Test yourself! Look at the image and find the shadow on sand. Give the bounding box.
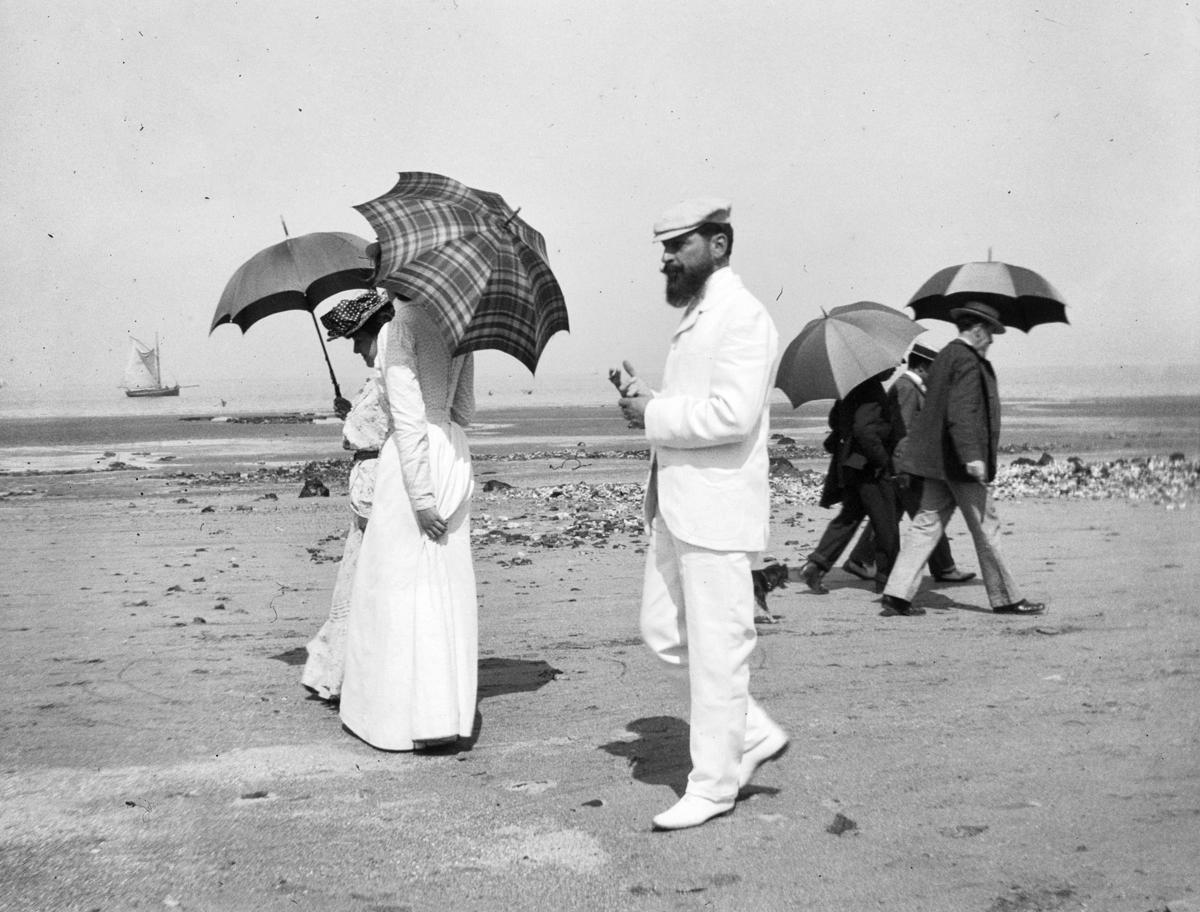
[477,656,563,699]
[277,649,564,697]
[599,716,784,801]
[600,715,690,797]
[327,657,563,753]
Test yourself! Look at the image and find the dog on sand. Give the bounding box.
[751,562,789,624]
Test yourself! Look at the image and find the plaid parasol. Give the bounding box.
[354,172,569,373]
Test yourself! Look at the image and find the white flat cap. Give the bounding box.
[652,197,732,243]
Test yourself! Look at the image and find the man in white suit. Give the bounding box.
[615,198,789,830]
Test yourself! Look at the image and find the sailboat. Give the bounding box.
[121,334,181,397]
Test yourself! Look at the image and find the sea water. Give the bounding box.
[0,370,619,421]
[2,364,1197,476]
[3,362,1198,422]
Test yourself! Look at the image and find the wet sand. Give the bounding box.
[3,391,1197,473]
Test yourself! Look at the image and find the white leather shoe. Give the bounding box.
[737,725,789,789]
[651,794,735,830]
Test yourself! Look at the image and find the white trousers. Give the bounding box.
[640,515,777,802]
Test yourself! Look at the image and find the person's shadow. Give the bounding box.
[876,584,992,616]
[600,716,691,797]
[460,657,562,749]
[477,656,562,699]
[318,656,562,752]
[599,716,784,800]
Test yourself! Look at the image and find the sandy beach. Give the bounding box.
[1,403,1198,912]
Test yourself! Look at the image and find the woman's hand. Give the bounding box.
[416,507,447,541]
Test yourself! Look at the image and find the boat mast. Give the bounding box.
[155,333,162,388]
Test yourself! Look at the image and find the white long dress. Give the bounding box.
[339,302,478,750]
[300,368,389,701]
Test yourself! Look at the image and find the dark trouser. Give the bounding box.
[849,476,956,576]
[808,473,899,578]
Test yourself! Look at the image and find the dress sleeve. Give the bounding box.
[383,315,437,511]
[450,351,475,427]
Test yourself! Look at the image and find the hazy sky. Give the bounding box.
[1,1,1197,402]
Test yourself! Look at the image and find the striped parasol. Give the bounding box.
[354,172,569,373]
[908,260,1068,332]
[776,301,924,407]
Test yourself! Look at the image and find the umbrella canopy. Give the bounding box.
[211,231,376,400]
[776,301,924,407]
[210,231,374,333]
[907,260,1068,332]
[354,172,569,373]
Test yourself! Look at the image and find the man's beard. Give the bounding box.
[663,263,712,308]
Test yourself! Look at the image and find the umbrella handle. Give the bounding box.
[309,312,342,400]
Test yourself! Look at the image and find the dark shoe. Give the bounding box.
[842,558,876,581]
[799,561,828,595]
[993,599,1046,615]
[933,568,976,583]
[414,736,461,752]
[881,594,925,616]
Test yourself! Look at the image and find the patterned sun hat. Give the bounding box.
[320,291,388,340]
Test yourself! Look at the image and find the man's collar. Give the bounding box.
[951,336,990,361]
[679,265,732,318]
[697,264,733,301]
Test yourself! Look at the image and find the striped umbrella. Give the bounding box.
[776,301,924,407]
[354,172,569,373]
[908,260,1068,332]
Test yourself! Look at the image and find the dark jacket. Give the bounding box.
[828,377,896,486]
[889,371,925,466]
[898,338,1001,482]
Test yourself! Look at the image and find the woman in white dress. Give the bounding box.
[301,292,393,701]
[339,296,478,750]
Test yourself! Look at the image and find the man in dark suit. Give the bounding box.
[881,302,1045,616]
[798,369,900,594]
[843,342,974,585]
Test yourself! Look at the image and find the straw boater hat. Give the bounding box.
[320,291,389,340]
[948,301,1006,334]
[907,342,940,366]
[651,197,732,243]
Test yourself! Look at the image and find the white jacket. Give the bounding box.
[642,267,779,551]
